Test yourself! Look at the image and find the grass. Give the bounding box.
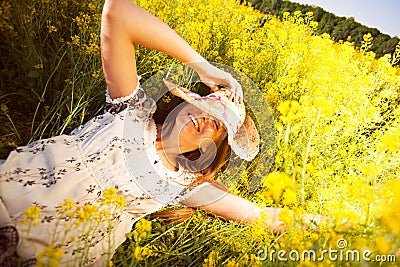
[1,0,400,266]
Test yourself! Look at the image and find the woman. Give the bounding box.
[0,0,322,266]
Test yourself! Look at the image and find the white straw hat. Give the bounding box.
[163,79,260,161]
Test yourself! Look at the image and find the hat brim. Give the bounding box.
[163,79,260,161]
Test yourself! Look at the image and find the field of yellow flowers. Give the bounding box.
[1,0,400,266]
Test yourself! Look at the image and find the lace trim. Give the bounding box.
[104,88,148,114]
[105,76,141,104]
[105,86,139,105]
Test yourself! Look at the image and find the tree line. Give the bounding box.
[247,0,400,60]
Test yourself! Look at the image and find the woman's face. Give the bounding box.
[168,104,226,153]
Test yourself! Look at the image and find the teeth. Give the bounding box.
[189,115,199,130]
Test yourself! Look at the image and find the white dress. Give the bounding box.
[0,84,206,266]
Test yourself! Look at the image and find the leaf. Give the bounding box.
[1,104,8,112]
[28,70,41,78]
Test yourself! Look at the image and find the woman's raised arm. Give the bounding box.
[101,0,242,100]
[101,0,207,99]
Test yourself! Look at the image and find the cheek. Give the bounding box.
[178,121,195,134]
[201,124,219,140]
[177,123,199,142]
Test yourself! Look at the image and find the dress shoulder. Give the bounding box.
[104,85,146,114]
[103,77,156,115]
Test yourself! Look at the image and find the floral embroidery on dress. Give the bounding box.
[0,84,208,266]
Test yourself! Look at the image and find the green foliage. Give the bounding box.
[1,0,400,266]
[248,0,400,61]
[0,0,105,158]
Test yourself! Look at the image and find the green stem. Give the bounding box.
[3,111,22,142]
[30,50,67,136]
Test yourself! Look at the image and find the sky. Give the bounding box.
[291,0,400,37]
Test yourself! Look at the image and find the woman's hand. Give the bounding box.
[187,62,244,104]
[300,212,330,230]
[262,207,286,233]
[261,208,330,234]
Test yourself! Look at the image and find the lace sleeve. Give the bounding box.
[104,77,152,114]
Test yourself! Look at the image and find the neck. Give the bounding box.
[155,124,179,171]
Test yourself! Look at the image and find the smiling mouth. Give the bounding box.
[188,113,200,132]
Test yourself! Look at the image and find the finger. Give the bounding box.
[219,78,235,101]
[216,86,231,98]
[204,81,220,92]
[216,84,233,100]
[230,79,243,104]
[226,79,236,101]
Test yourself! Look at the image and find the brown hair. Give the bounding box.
[150,180,230,223]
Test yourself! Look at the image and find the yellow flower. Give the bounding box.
[103,187,117,199]
[7,141,17,148]
[57,199,76,218]
[374,236,392,254]
[380,135,400,151]
[100,209,111,219]
[277,100,291,116]
[60,199,75,212]
[262,171,296,205]
[70,35,80,46]
[361,33,373,50]
[87,2,96,11]
[279,207,296,225]
[99,187,126,209]
[202,250,219,267]
[353,237,368,251]
[23,205,41,222]
[132,218,152,242]
[76,204,99,225]
[133,246,152,261]
[283,12,290,19]
[35,245,64,267]
[277,100,301,123]
[360,165,379,177]
[136,218,152,232]
[282,188,297,206]
[133,246,144,261]
[381,184,400,236]
[162,95,171,103]
[47,25,57,33]
[225,259,239,267]
[249,254,261,267]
